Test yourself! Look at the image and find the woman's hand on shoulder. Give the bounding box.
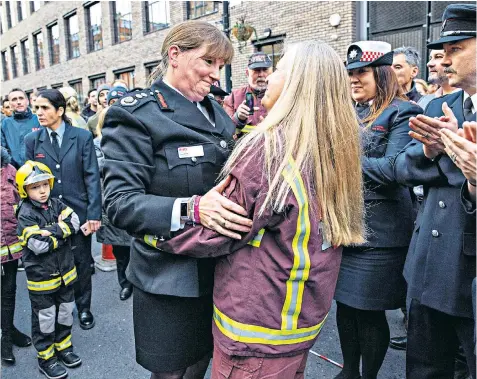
[199,176,253,240]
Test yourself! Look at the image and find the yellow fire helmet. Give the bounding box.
[16,161,55,199]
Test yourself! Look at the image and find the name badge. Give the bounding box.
[178,145,204,159]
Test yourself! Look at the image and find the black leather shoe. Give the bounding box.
[119,286,133,301]
[389,336,407,350]
[79,310,95,330]
[38,359,68,379]
[58,350,82,368]
[1,336,15,364]
[12,326,32,347]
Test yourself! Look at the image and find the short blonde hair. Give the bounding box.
[148,20,234,85]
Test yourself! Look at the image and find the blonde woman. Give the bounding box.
[58,87,88,130]
[155,40,365,379]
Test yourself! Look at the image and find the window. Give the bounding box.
[6,1,13,28]
[144,60,159,79]
[114,67,135,89]
[10,45,19,78]
[33,31,45,70]
[21,38,30,74]
[30,0,40,13]
[254,35,285,71]
[113,0,132,43]
[68,79,84,106]
[145,1,170,33]
[89,73,106,89]
[17,1,23,22]
[48,22,60,65]
[86,2,103,52]
[51,82,63,89]
[37,86,47,91]
[187,1,219,19]
[2,50,9,81]
[65,13,80,59]
[0,3,3,34]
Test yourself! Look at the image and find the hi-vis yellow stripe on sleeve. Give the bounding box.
[247,229,265,247]
[60,207,74,219]
[236,124,257,135]
[144,235,158,248]
[62,266,77,285]
[58,221,72,238]
[213,305,327,345]
[280,158,312,330]
[1,242,22,257]
[19,225,41,246]
[27,277,62,292]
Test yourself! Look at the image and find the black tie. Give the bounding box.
[464,97,474,121]
[51,131,60,157]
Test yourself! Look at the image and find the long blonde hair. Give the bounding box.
[222,41,365,246]
[148,20,234,85]
[59,86,80,114]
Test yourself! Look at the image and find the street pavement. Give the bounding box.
[2,239,406,379]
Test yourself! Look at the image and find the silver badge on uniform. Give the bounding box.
[121,96,138,106]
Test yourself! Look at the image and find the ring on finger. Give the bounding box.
[423,132,430,139]
[450,152,457,162]
[222,219,227,228]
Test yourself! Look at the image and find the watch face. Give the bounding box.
[181,202,188,218]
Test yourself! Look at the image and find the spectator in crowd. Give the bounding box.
[29,91,39,114]
[414,79,430,96]
[223,52,271,135]
[209,80,228,106]
[1,97,12,121]
[392,4,476,378]
[59,87,88,130]
[93,87,133,301]
[392,46,422,103]
[87,84,111,137]
[1,147,32,365]
[418,49,460,109]
[111,79,129,91]
[1,88,41,168]
[333,40,422,379]
[101,20,249,379]
[81,89,98,122]
[25,89,101,331]
[15,160,82,379]
[156,39,365,379]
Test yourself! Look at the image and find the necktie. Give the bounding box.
[464,97,474,121]
[51,131,60,157]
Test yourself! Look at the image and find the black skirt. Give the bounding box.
[334,246,407,311]
[133,286,213,372]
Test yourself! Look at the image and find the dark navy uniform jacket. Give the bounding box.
[359,98,422,247]
[101,79,235,297]
[394,90,476,318]
[25,123,102,224]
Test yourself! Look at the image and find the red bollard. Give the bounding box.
[102,244,116,261]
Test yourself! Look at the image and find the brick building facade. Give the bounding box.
[0,1,358,100]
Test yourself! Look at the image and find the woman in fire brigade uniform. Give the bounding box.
[155,40,365,378]
[101,21,254,379]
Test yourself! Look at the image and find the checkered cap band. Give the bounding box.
[360,51,384,62]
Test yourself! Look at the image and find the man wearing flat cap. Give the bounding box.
[223,52,271,135]
[392,4,476,378]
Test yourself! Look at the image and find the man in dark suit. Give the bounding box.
[25,90,101,330]
[393,4,476,378]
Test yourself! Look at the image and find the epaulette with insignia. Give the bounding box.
[153,90,174,112]
[119,91,155,112]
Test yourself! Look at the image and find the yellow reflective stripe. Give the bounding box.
[50,236,58,250]
[241,124,256,133]
[247,228,265,248]
[280,158,311,330]
[63,267,77,285]
[54,334,72,351]
[213,305,327,345]
[0,247,8,257]
[38,344,55,360]
[8,242,22,253]
[58,221,71,238]
[144,235,158,248]
[27,277,62,292]
[60,207,74,219]
[19,225,41,245]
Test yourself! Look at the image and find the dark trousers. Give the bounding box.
[112,245,131,289]
[407,298,476,379]
[29,284,75,361]
[71,233,93,312]
[1,260,19,336]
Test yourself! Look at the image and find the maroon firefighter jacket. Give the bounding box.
[152,145,343,357]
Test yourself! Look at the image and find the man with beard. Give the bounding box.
[224,52,272,135]
[418,49,459,109]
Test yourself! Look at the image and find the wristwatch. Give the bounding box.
[180,200,191,222]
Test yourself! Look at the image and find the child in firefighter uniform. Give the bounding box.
[15,161,81,379]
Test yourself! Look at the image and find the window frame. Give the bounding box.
[17,1,23,22]
[20,37,30,75]
[68,78,84,106]
[64,11,80,60]
[10,44,19,78]
[88,72,106,89]
[113,66,136,89]
[144,0,170,34]
[85,1,103,53]
[252,34,286,71]
[2,50,10,81]
[30,1,40,13]
[112,0,133,44]
[187,1,220,20]
[47,21,60,66]
[33,30,45,71]
[6,1,12,29]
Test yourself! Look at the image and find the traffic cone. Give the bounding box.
[94,244,117,272]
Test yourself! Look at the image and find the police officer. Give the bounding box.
[393,4,476,378]
[101,21,252,379]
